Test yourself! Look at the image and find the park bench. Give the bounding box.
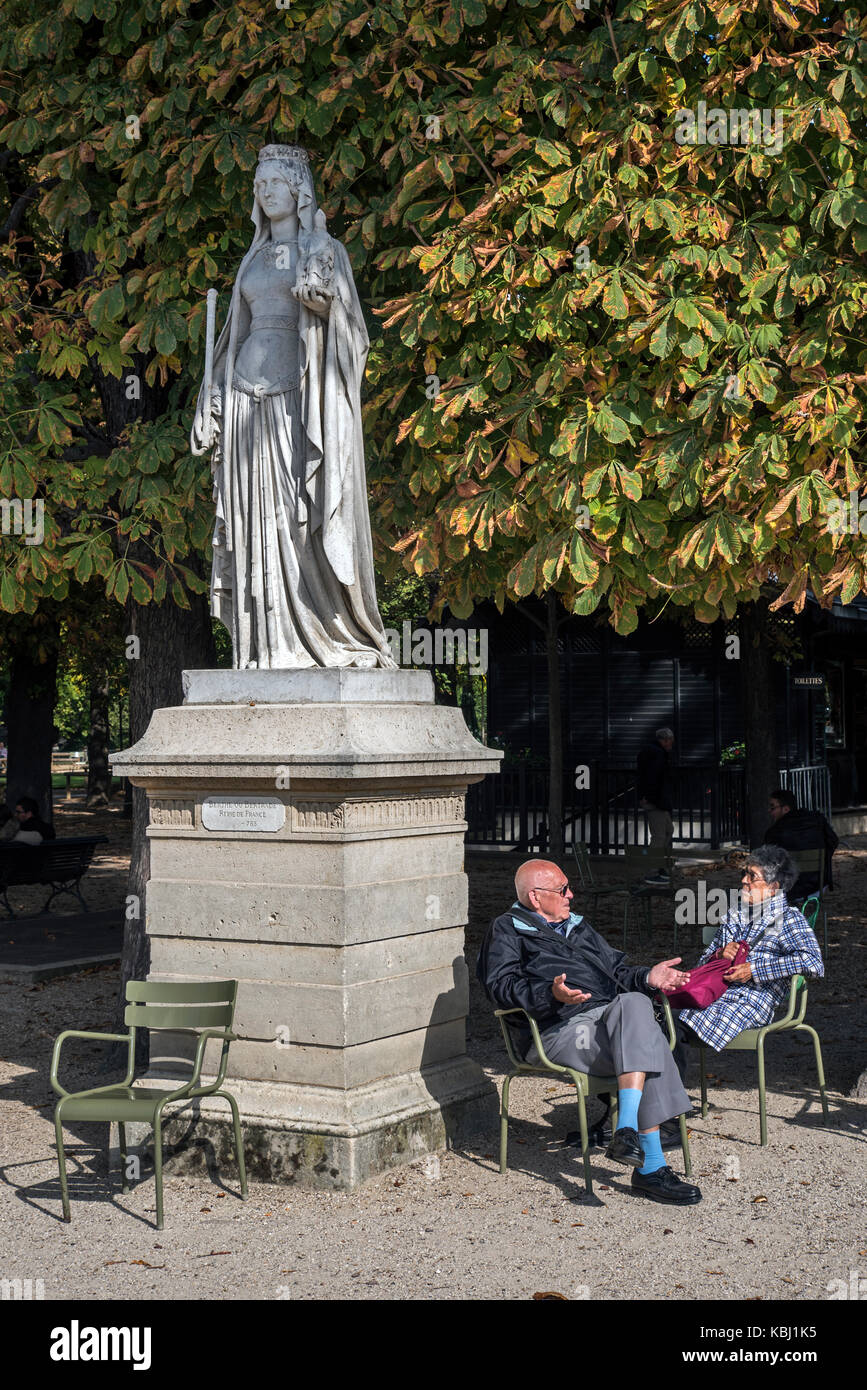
[52,753,89,802]
[52,753,87,772]
[0,835,108,919]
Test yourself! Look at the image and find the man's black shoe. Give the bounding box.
[658,1121,684,1150]
[631,1165,702,1205]
[564,1124,610,1149]
[605,1126,643,1167]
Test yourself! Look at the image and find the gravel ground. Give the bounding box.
[1,801,865,1301]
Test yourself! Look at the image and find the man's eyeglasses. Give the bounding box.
[529,882,571,896]
[741,870,765,883]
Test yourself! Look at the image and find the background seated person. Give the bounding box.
[477,858,702,1206]
[676,845,823,1059]
[763,788,838,900]
[12,796,56,845]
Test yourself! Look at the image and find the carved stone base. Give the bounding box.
[117,1061,496,1190]
[109,669,501,1188]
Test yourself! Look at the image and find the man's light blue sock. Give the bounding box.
[638,1128,666,1175]
[616,1087,642,1132]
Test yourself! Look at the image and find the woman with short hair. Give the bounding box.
[676,844,824,1053]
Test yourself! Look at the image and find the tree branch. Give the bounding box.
[604,7,621,67]
[0,179,59,242]
[457,128,497,186]
[803,146,832,190]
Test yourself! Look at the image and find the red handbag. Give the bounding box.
[660,940,749,1010]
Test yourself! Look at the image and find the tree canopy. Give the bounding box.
[1,0,865,634]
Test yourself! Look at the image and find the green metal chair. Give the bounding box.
[570,841,673,950]
[495,994,692,1196]
[571,842,635,919]
[696,900,828,1148]
[619,846,676,949]
[789,848,829,957]
[51,979,248,1230]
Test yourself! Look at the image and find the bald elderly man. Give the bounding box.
[477,858,702,1205]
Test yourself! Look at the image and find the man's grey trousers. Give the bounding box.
[527,992,690,1130]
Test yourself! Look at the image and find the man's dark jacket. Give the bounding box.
[476,903,653,1054]
[763,809,838,895]
[636,740,672,811]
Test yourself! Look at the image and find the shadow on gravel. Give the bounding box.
[1,1140,158,1229]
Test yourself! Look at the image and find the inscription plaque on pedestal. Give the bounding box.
[202,795,285,833]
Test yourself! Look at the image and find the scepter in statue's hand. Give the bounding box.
[202,287,217,449]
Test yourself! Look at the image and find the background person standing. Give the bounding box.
[637,727,675,881]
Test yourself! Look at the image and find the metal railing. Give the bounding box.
[778,764,832,821]
[466,761,831,851]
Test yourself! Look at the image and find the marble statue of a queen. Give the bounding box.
[191,144,395,670]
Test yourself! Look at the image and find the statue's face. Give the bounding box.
[254,161,297,220]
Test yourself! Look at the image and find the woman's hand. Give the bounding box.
[192,384,222,453]
[723,961,752,984]
[290,284,332,316]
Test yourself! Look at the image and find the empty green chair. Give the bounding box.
[789,849,829,957]
[495,994,692,1196]
[51,978,248,1229]
[571,842,634,917]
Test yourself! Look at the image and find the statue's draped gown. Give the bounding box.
[191,195,394,671]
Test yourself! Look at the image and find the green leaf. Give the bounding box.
[594,402,633,445]
[568,531,598,585]
[535,139,570,168]
[602,271,628,321]
[451,249,474,286]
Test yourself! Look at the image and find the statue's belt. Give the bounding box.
[232,372,300,399]
[250,314,297,331]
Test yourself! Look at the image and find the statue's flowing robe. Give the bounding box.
[191,198,395,671]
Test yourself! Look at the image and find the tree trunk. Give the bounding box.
[115,580,216,1055]
[4,611,60,822]
[546,591,564,862]
[86,673,112,807]
[740,602,778,848]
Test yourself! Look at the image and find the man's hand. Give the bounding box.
[647,957,691,992]
[717,941,740,961]
[723,961,752,984]
[551,974,592,1006]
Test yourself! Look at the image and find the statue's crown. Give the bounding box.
[258,144,310,165]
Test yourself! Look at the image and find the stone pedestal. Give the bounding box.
[109,669,501,1188]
